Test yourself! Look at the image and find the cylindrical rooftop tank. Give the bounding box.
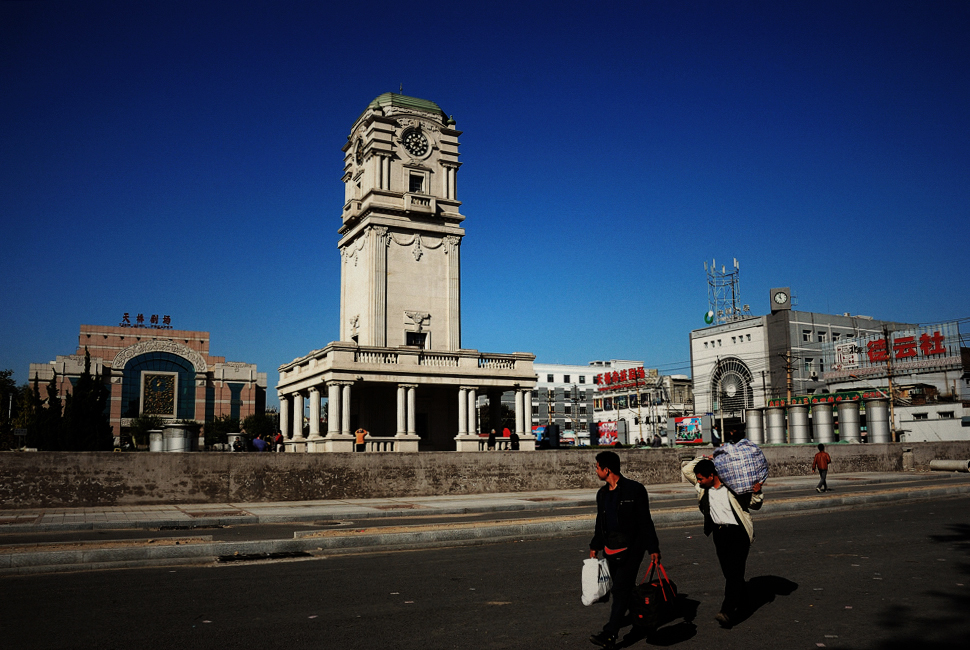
[837,401,861,442]
[866,399,891,443]
[746,409,764,444]
[766,407,786,444]
[789,405,811,444]
[812,403,835,443]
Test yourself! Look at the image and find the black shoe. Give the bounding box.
[715,612,733,628]
[590,630,617,648]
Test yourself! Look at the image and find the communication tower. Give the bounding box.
[704,258,751,325]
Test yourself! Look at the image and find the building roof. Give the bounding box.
[367,92,446,118]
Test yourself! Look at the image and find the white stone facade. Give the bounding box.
[277,94,536,452]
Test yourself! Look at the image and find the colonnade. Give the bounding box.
[745,397,892,445]
[278,383,534,452]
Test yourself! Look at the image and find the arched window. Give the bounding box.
[121,352,195,420]
[710,357,754,413]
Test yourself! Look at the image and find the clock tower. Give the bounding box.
[338,93,464,351]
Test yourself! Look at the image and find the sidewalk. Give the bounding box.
[2,471,969,575]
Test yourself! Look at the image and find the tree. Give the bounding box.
[62,348,113,450]
[36,371,63,450]
[0,369,17,449]
[242,412,277,441]
[204,414,239,448]
[129,413,164,448]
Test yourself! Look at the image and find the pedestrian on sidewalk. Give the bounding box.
[589,451,662,649]
[683,456,763,628]
[487,429,497,451]
[355,428,367,452]
[509,430,520,450]
[813,444,832,492]
[252,434,268,452]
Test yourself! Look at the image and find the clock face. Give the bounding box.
[774,291,789,304]
[402,128,428,157]
[354,138,363,165]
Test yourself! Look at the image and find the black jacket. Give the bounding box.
[590,475,660,555]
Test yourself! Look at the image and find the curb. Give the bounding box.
[3,483,970,576]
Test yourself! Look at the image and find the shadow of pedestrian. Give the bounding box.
[731,575,798,626]
[618,594,700,647]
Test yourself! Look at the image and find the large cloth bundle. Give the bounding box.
[712,438,768,494]
[581,558,612,606]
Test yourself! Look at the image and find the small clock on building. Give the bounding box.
[774,291,788,304]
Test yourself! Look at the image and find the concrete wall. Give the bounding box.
[3,441,970,509]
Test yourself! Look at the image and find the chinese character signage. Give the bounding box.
[824,321,961,380]
[596,367,647,392]
[120,312,173,329]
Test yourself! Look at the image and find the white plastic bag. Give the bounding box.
[581,558,612,606]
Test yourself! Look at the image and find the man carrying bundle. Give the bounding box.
[682,433,766,628]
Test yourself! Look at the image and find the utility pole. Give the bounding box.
[633,373,643,443]
[884,325,898,442]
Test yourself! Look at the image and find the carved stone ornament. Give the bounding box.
[112,339,207,372]
[388,232,444,261]
[341,236,367,267]
[350,315,360,335]
[405,311,431,331]
[396,117,439,133]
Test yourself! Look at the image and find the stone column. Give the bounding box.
[279,394,290,443]
[341,383,352,437]
[457,387,468,435]
[292,393,305,440]
[455,386,481,451]
[444,235,461,350]
[396,385,407,436]
[323,382,354,452]
[406,386,417,436]
[515,390,524,436]
[395,384,420,452]
[371,227,389,347]
[327,383,340,436]
[307,386,323,452]
[518,389,536,450]
[467,387,477,435]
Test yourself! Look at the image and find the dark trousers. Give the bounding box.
[712,524,750,616]
[816,469,828,491]
[604,549,646,635]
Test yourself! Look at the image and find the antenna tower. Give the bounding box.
[704,258,751,325]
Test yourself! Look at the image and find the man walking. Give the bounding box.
[589,451,662,648]
[683,457,763,628]
[813,444,832,492]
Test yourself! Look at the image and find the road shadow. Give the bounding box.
[730,575,799,626]
[828,523,970,650]
[618,593,700,647]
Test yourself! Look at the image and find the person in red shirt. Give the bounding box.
[812,444,832,493]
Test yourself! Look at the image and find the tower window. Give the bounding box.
[406,332,427,348]
[409,174,424,193]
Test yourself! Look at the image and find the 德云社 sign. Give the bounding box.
[823,321,962,381]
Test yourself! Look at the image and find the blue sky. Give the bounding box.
[2,1,968,406]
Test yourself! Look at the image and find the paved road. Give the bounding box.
[4,494,969,649]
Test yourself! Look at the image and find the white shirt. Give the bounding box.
[708,485,736,525]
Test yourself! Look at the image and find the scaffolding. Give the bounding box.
[704,258,751,325]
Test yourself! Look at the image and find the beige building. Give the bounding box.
[277,93,536,452]
[29,323,266,439]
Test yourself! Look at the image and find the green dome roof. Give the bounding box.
[367,92,446,118]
